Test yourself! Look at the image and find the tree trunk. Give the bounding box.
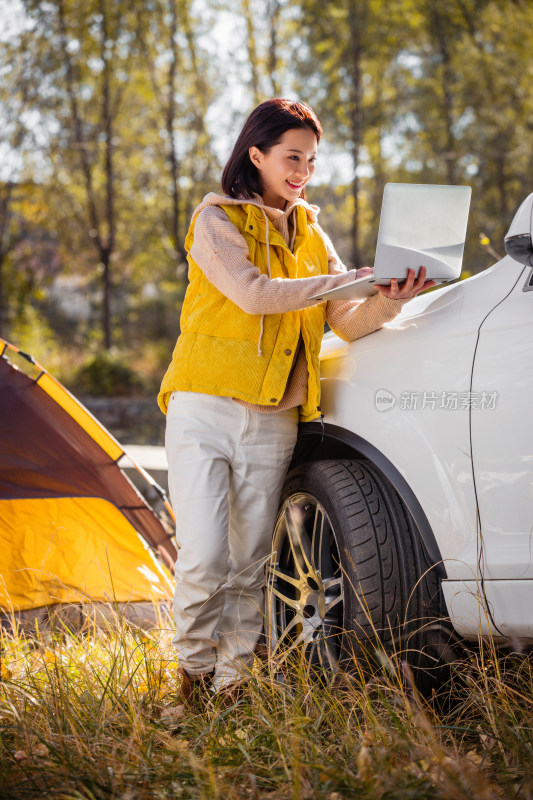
[58,0,120,349]
[100,0,115,350]
[135,0,187,267]
[427,2,457,184]
[347,1,367,268]
[166,0,185,265]
[0,183,13,338]
[370,76,386,235]
[495,146,507,239]
[243,0,261,104]
[268,0,281,96]
[101,248,112,350]
[0,251,5,339]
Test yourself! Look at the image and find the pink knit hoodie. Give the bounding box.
[187,192,410,412]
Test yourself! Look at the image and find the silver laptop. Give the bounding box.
[310,183,472,302]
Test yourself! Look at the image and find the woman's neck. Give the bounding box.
[260,191,288,211]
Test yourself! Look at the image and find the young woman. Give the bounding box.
[158,98,434,704]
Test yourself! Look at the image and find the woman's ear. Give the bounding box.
[248,146,263,171]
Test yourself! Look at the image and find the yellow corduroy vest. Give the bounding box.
[157,202,328,422]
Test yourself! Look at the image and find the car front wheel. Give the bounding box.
[266,458,454,691]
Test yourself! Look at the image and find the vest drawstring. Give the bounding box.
[289,208,297,253]
[257,208,272,357]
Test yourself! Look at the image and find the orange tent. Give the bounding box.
[0,339,177,630]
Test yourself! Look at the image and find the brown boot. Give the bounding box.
[253,628,269,664]
[178,667,215,708]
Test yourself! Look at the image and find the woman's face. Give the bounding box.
[249,127,318,210]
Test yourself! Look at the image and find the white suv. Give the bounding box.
[267,192,533,684]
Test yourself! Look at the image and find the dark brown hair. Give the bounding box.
[221,98,322,200]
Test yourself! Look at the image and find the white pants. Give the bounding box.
[165,391,298,690]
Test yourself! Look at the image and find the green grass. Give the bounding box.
[0,615,532,799]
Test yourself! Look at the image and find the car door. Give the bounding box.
[469,262,533,580]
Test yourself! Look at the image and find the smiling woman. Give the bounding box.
[157,98,433,704]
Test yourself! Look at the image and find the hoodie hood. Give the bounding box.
[190,191,320,225]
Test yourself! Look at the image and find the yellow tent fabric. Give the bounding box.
[0,339,176,625]
[38,372,123,461]
[0,497,173,612]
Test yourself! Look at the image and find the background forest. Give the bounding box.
[1,0,532,399]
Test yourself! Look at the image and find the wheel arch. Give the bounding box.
[289,421,447,579]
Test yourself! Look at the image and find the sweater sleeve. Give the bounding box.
[189,205,357,316]
[320,225,411,342]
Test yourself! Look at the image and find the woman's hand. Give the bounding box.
[355,267,374,279]
[375,266,436,300]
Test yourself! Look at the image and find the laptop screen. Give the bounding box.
[374,183,472,281]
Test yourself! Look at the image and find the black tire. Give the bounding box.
[266,458,457,693]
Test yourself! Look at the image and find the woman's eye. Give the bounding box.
[288,155,316,163]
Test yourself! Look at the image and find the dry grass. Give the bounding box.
[0,613,532,800]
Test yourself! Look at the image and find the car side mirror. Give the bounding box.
[505,192,533,266]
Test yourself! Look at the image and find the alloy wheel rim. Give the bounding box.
[266,492,344,673]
